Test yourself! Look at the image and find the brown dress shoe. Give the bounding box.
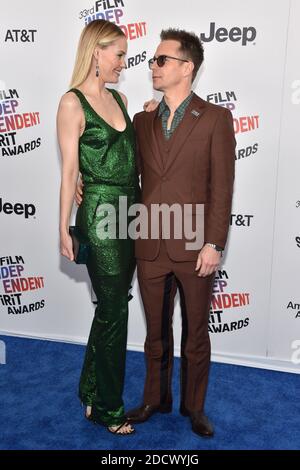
[189,411,214,437]
[126,403,172,423]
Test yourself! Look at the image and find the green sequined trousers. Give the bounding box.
[69,88,139,427]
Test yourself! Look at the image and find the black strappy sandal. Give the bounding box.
[84,405,135,435]
[107,421,135,435]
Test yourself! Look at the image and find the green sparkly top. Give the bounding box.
[69,88,138,189]
[69,87,140,245]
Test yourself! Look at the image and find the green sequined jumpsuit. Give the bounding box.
[69,88,139,427]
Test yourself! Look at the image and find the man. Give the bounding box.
[126,29,235,437]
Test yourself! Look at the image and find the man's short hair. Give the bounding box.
[160,28,204,82]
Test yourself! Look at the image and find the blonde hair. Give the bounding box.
[70,20,125,88]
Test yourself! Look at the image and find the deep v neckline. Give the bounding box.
[75,88,128,133]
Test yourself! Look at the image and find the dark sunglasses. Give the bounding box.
[148,55,189,69]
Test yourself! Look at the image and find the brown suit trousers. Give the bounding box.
[137,240,215,412]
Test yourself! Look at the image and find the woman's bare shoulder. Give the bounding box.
[116,90,128,108]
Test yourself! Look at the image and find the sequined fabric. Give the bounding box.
[69,88,139,426]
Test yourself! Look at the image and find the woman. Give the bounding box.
[57,19,140,435]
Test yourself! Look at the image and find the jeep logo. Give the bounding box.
[0,198,36,218]
[200,22,256,46]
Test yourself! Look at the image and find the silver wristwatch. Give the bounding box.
[205,243,223,253]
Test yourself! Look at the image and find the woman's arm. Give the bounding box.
[57,92,83,260]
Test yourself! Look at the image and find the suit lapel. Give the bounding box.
[164,94,206,173]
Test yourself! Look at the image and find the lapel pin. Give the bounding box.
[191,109,200,117]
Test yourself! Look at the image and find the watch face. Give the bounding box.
[205,243,222,251]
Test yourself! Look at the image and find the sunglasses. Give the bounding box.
[148,55,189,69]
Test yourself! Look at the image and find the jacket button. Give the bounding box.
[162,176,166,181]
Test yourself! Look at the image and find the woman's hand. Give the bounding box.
[60,232,74,261]
[143,99,159,112]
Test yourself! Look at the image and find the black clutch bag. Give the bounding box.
[69,226,90,264]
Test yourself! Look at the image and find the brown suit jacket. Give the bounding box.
[133,93,236,261]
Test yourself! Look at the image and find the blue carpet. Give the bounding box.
[0,335,299,450]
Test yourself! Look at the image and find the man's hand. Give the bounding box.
[75,174,84,206]
[143,99,159,112]
[195,245,221,277]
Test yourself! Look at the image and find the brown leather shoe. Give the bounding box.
[126,403,172,424]
[190,411,214,437]
[180,405,214,437]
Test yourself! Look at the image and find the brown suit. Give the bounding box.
[134,93,235,412]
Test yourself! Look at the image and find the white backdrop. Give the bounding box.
[0,0,299,374]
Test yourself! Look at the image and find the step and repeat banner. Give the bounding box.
[1,0,299,373]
